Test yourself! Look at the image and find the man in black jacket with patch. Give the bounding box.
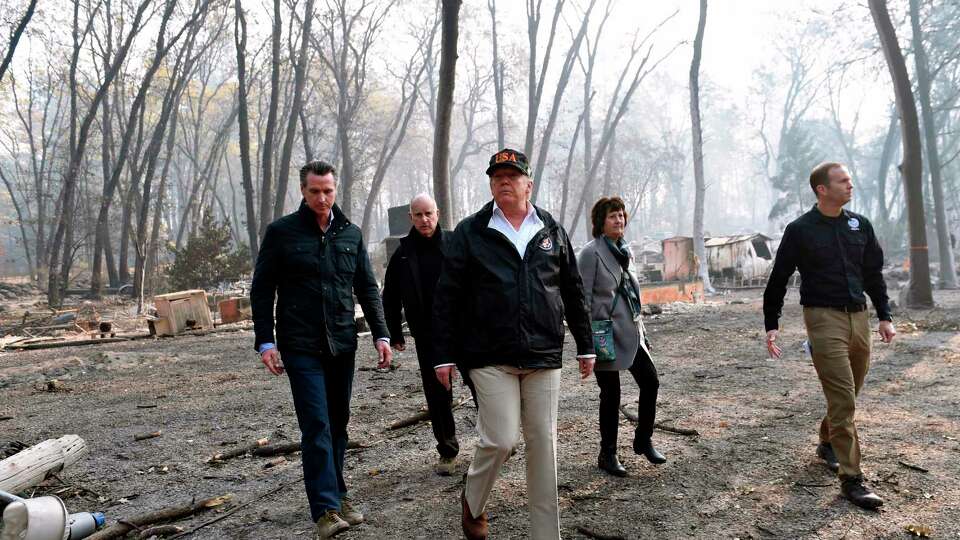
[381,193,461,476]
[433,149,595,540]
[764,161,895,510]
[250,160,392,539]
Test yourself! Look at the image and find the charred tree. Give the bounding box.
[433,0,460,231]
[235,0,259,261]
[870,0,934,307]
[689,0,713,293]
[0,0,38,83]
[909,0,957,288]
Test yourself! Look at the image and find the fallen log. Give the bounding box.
[0,435,87,493]
[251,442,302,458]
[619,405,699,436]
[168,478,303,539]
[388,396,469,430]
[86,494,233,540]
[206,438,270,463]
[6,337,129,350]
[134,431,163,442]
[137,525,185,539]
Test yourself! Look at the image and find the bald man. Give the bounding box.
[381,194,461,475]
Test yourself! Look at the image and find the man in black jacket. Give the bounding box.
[432,149,595,540]
[381,193,461,476]
[763,161,895,510]
[250,160,392,539]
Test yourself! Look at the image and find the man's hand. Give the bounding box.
[435,365,457,391]
[577,356,595,379]
[766,329,782,359]
[375,340,393,369]
[392,342,406,352]
[878,320,896,343]
[261,348,284,376]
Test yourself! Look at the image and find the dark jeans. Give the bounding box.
[283,350,356,522]
[594,347,659,452]
[415,341,459,458]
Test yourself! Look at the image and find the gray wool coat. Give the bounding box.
[577,237,649,371]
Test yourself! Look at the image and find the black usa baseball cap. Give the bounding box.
[486,148,531,176]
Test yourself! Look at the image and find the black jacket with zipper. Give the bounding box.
[431,201,593,372]
[381,226,448,348]
[250,201,389,355]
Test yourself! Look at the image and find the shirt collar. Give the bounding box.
[492,199,537,223]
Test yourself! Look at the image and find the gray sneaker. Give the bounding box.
[435,455,457,476]
[314,510,349,539]
[339,497,364,525]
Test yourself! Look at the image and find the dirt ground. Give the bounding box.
[1,287,959,539]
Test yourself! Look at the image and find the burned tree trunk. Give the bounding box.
[433,0,460,231]
[689,0,713,293]
[0,0,37,83]
[235,0,259,262]
[909,0,957,289]
[273,0,315,220]
[870,0,934,307]
[258,0,283,234]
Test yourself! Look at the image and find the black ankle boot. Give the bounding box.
[597,450,627,477]
[633,438,666,464]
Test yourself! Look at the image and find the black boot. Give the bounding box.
[633,438,666,464]
[841,477,883,510]
[816,442,840,473]
[597,449,627,477]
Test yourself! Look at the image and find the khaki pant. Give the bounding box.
[803,307,871,480]
[464,365,561,540]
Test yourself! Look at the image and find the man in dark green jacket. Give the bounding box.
[250,160,391,539]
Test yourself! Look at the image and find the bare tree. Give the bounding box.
[309,0,398,219]
[870,0,934,307]
[527,0,597,203]
[690,0,712,293]
[47,0,153,307]
[568,11,680,237]
[0,0,38,84]
[235,0,260,262]
[909,0,957,288]
[487,0,505,148]
[433,0,460,231]
[273,0,316,219]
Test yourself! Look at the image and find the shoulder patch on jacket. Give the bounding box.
[538,237,553,251]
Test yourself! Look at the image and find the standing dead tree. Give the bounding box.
[433,0,460,231]
[487,0,505,148]
[90,0,203,296]
[689,0,713,293]
[568,10,680,238]
[235,0,260,262]
[273,0,317,220]
[0,0,38,84]
[526,0,597,203]
[257,0,283,235]
[311,0,398,220]
[360,30,429,238]
[47,0,153,307]
[909,0,957,289]
[870,0,935,308]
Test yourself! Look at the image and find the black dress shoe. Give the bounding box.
[841,477,883,510]
[633,438,666,464]
[816,442,840,473]
[598,451,627,477]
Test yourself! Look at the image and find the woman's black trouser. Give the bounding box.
[594,347,659,452]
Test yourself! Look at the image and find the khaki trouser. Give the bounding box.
[465,365,562,540]
[802,307,871,480]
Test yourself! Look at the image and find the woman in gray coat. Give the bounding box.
[577,197,665,477]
